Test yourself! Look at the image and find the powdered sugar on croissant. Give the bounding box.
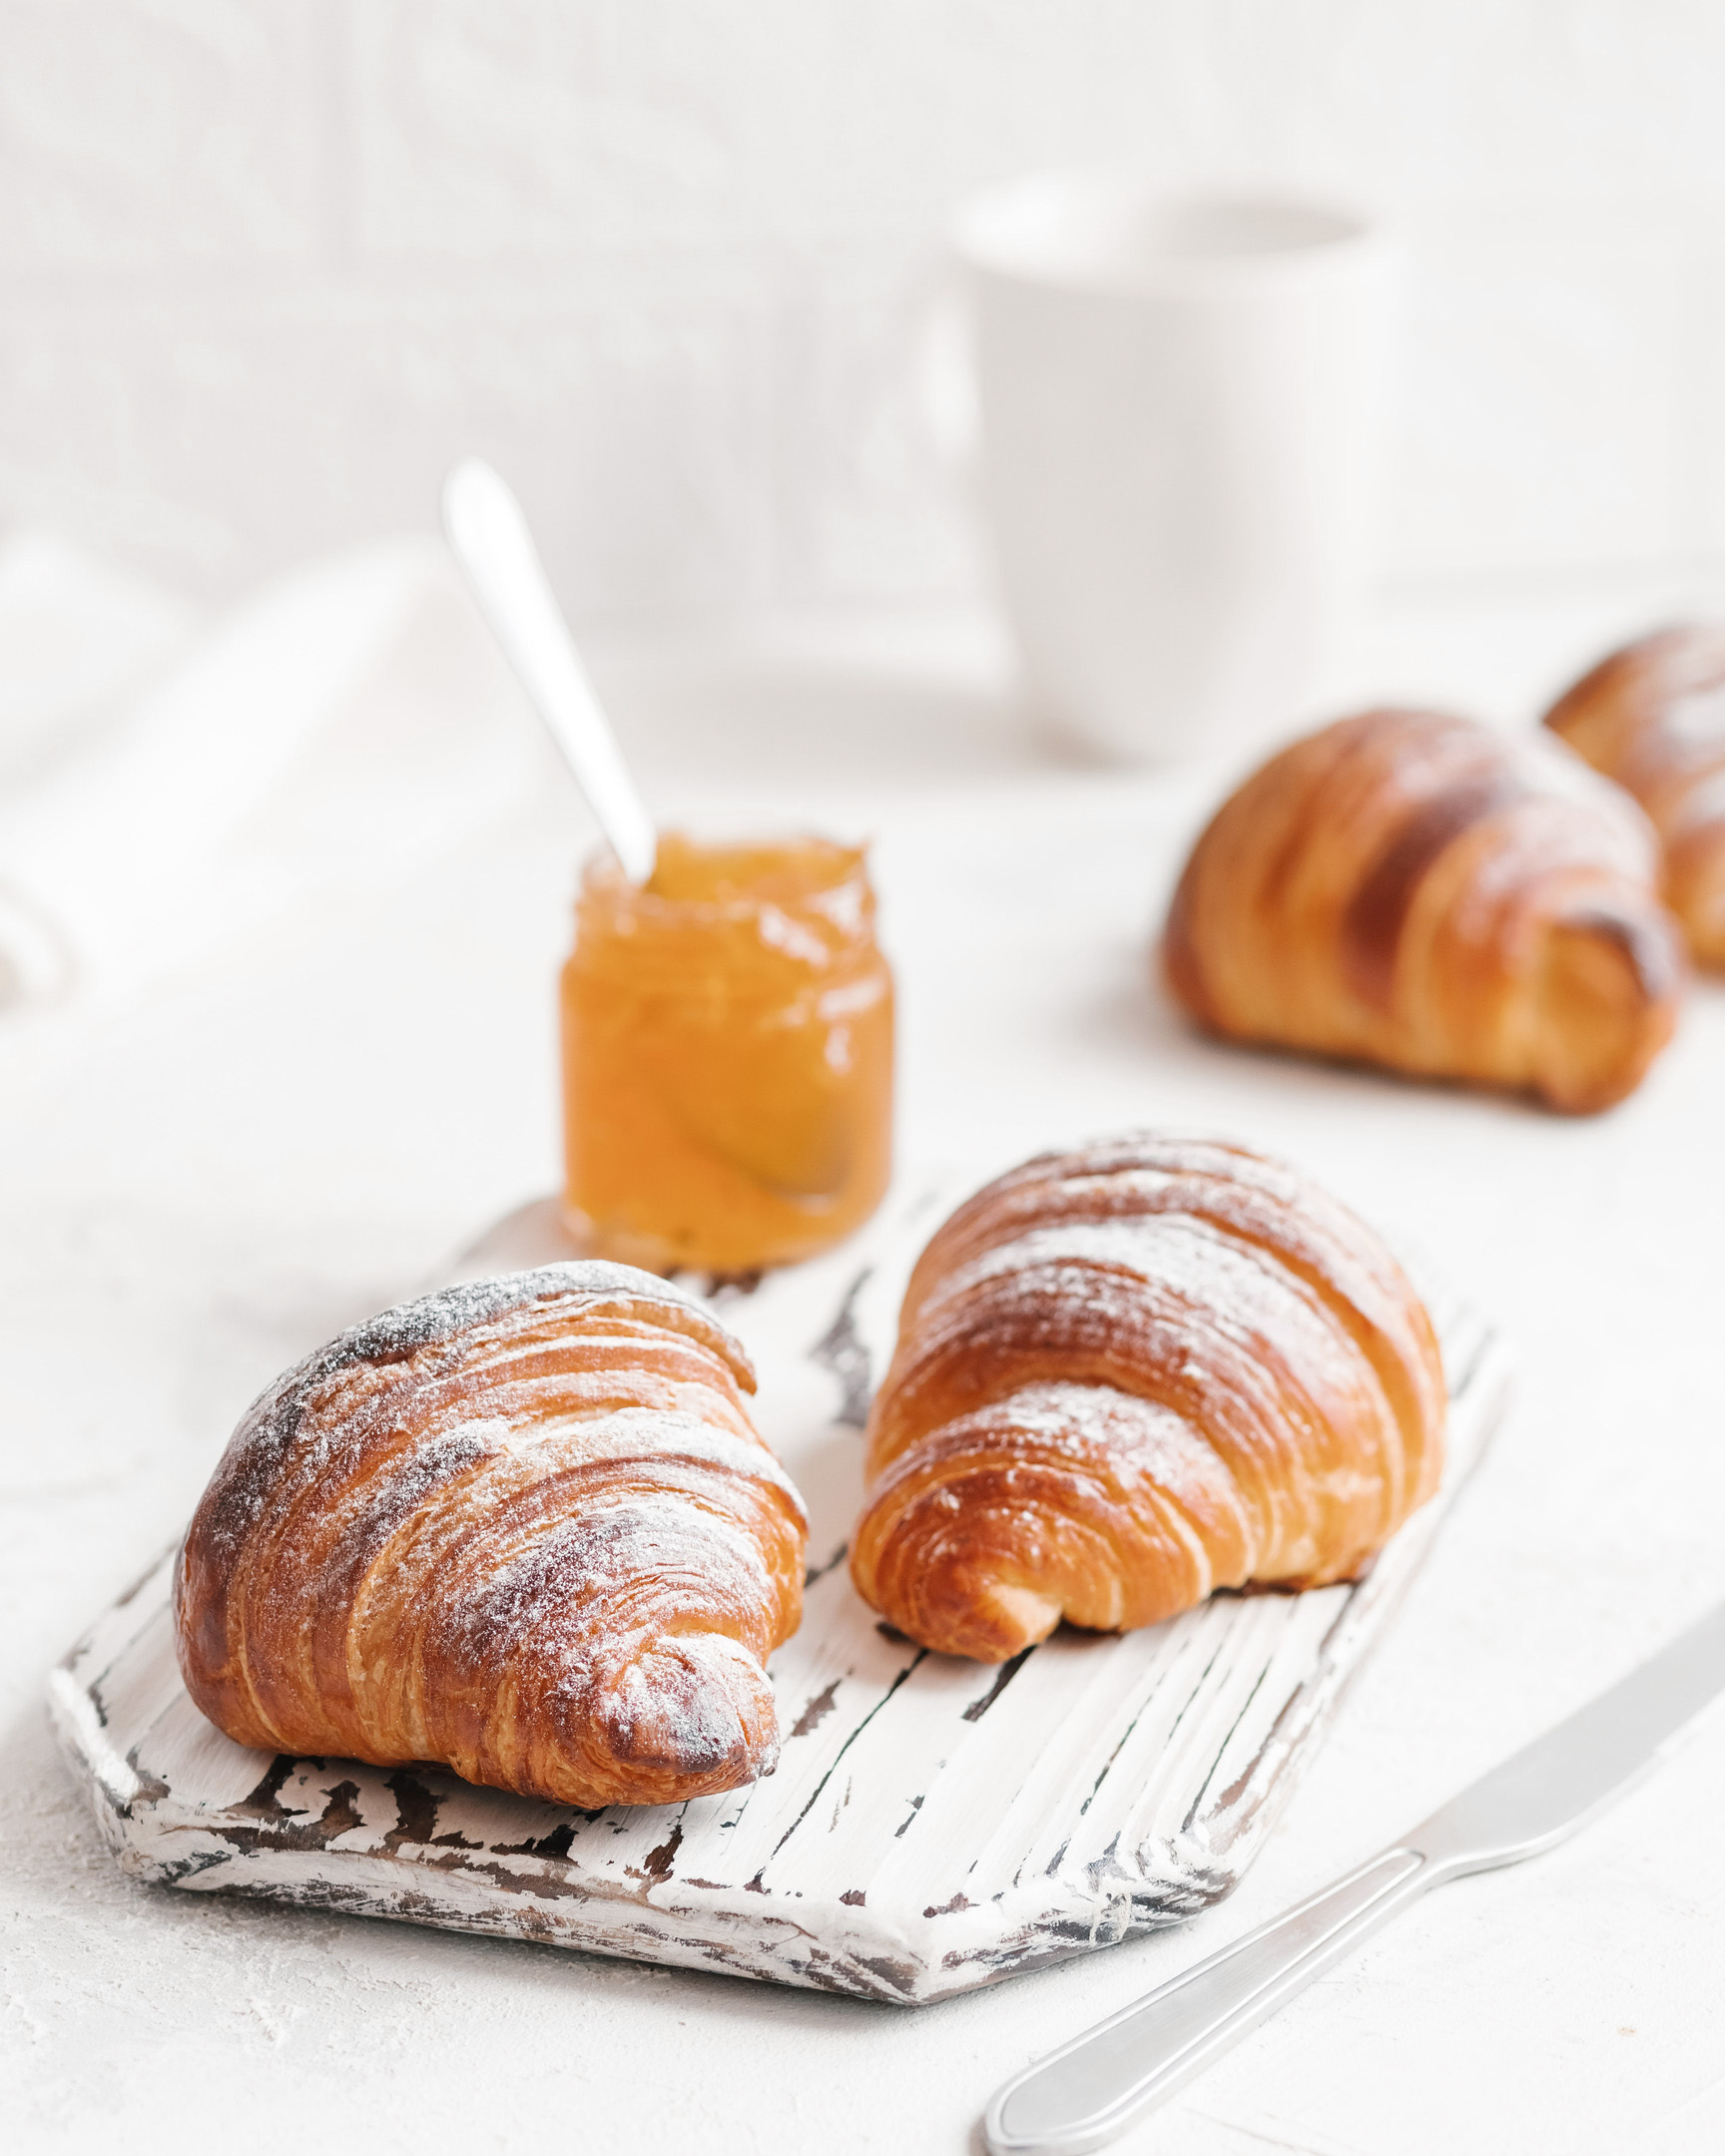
[851,1136,1444,1664]
[175,1262,808,1808]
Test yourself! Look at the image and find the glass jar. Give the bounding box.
[559,832,894,1275]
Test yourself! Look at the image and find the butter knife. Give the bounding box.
[985,1598,1725,2156]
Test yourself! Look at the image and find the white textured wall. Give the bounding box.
[3,1,1724,623]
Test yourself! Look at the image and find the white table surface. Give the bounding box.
[6,579,1725,2154]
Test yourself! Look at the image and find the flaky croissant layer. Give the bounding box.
[852,1136,1445,1664]
[1544,624,1725,969]
[1164,707,1685,1112]
[175,1263,808,1809]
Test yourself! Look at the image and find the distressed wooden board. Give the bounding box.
[49,1186,1511,2005]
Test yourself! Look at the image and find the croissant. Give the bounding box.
[851,1134,1444,1664]
[1164,707,1685,1113]
[1543,625,1725,967]
[175,1261,808,1809]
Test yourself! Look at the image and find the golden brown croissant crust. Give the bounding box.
[1543,625,1725,968]
[1164,708,1685,1113]
[175,1262,807,1809]
[851,1135,1445,1664]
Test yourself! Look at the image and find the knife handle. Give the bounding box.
[983,1846,1434,2156]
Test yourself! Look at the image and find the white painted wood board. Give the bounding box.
[48,1188,1511,2005]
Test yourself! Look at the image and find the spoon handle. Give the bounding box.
[442,458,657,883]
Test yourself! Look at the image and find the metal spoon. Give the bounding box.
[441,457,657,883]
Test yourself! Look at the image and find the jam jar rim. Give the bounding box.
[574,833,879,955]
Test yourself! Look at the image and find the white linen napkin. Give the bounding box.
[0,531,200,791]
[0,535,545,1008]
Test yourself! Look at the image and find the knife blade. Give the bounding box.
[984,1597,1725,2156]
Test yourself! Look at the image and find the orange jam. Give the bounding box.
[559,832,894,1274]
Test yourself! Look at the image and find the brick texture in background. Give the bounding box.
[4,0,1725,622]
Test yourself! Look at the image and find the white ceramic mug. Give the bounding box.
[941,173,1402,764]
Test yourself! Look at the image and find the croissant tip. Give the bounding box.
[862,1578,1063,1664]
[584,1632,781,1801]
[974,1582,1063,1659]
[1530,907,1684,1111]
